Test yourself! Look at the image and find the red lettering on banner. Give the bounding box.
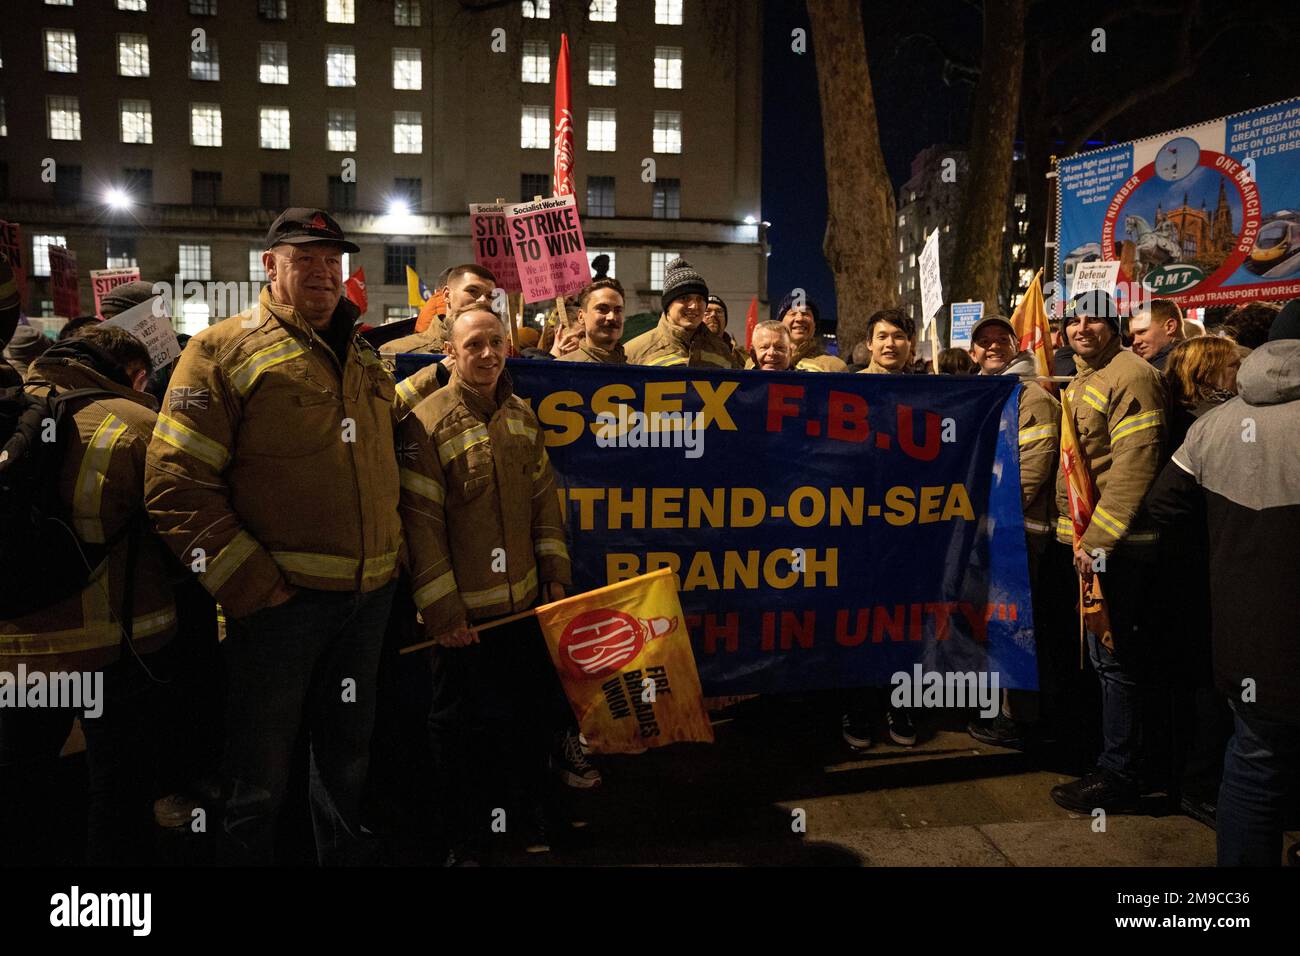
[779,611,816,650]
[836,609,869,646]
[760,611,776,651]
[827,390,870,442]
[872,605,905,643]
[765,383,804,432]
[897,405,941,461]
[958,603,992,642]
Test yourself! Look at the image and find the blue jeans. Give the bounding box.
[1217,700,1300,866]
[221,581,395,866]
[1086,630,1144,782]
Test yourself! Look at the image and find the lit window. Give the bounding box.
[522,0,549,17]
[0,97,7,137]
[654,47,682,89]
[587,108,616,152]
[588,43,615,86]
[522,41,550,84]
[649,251,679,291]
[393,110,422,154]
[260,107,291,150]
[520,106,549,149]
[652,110,681,154]
[394,0,420,26]
[32,235,69,278]
[326,45,355,87]
[586,249,617,278]
[327,108,356,151]
[47,96,81,141]
[385,306,409,324]
[655,0,682,25]
[190,103,222,147]
[118,34,149,77]
[179,243,212,281]
[45,0,75,5]
[250,249,268,282]
[393,48,421,90]
[190,41,220,81]
[179,301,211,335]
[44,30,77,73]
[325,0,354,24]
[118,0,148,9]
[120,99,153,144]
[260,41,288,84]
[589,0,616,22]
[898,214,906,227]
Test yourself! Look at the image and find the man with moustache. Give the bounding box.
[399,304,573,862]
[748,320,795,371]
[623,257,740,369]
[559,279,627,364]
[777,292,847,372]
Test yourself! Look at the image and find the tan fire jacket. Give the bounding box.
[792,340,848,372]
[394,360,446,420]
[1017,381,1061,539]
[382,321,449,357]
[1054,336,1168,554]
[398,370,572,638]
[1,359,176,671]
[558,342,627,364]
[624,316,741,369]
[145,288,402,619]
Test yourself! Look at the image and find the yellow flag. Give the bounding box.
[406,265,429,308]
[535,568,714,754]
[1010,268,1054,388]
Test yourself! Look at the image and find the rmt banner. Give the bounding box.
[396,356,1036,696]
[1057,95,1300,309]
[504,195,588,303]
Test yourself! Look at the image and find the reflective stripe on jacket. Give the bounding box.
[1054,337,1168,554]
[1017,381,1060,538]
[2,360,176,671]
[145,287,402,618]
[623,316,741,369]
[399,370,571,637]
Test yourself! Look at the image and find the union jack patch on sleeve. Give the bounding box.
[169,386,210,411]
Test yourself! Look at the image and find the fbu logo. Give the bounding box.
[558,610,676,680]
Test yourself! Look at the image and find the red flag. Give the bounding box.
[744,296,759,349]
[344,267,368,315]
[1059,390,1114,651]
[552,34,575,198]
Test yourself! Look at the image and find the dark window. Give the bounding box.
[394,0,420,26]
[192,170,222,206]
[652,178,681,220]
[328,175,356,211]
[124,167,152,202]
[385,244,416,286]
[520,173,548,202]
[189,0,217,15]
[394,177,421,209]
[0,162,10,203]
[260,172,291,210]
[53,164,82,204]
[106,237,138,268]
[258,0,287,19]
[586,175,615,217]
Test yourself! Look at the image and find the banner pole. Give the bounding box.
[1078,573,1086,670]
[399,607,539,655]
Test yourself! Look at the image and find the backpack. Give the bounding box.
[0,383,130,619]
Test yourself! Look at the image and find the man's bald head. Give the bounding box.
[448,305,508,397]
[447,303,503,343]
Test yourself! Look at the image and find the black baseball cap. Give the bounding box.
[970,314,1016,341]
[264,207,359,253]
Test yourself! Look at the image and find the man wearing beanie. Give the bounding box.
[4,326,52,380]
[624,257,740,368]
[99,280,158,320]
[703,295,747,368]
[775,291,847,372]
[1050,289,1170,815]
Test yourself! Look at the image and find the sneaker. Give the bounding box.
[522,806,551,854]
[967,713,1026,750]
[1050,769,1140,814]
[887,707,917,747]
[840,712,873,752]
[551,728,602,789]
[153,793,200,829]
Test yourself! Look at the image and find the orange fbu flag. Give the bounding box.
[1059,389,1114,650]
[535,568,714,754]
[1010,268,1054,390]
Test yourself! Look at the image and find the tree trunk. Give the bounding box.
[949,0,1026,317]
[806,0,897,353]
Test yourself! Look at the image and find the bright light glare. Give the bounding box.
[105,187,132,209]
[387,199,411,217]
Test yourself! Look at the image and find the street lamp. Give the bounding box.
[104,187,132,210]
[387,199,411,217]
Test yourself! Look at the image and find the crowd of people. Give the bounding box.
[1,205,1297,868]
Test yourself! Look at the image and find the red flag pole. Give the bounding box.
[550,33,575,330]
[745,296,759,350]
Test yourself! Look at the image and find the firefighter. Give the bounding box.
[623,257,740,368]
[559,278,627,364]
[398,303,579,863]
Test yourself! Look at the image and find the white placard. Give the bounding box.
[918,229,943,335]
[1070,259,1121,299]
[104,296,182,371]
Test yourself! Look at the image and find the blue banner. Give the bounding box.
[398,357,1036,696]
[1057,96,1300,309]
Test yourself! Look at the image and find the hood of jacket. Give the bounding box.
[988,350,1037,377]
[27,342,158,411]
[1238,339,1300,407]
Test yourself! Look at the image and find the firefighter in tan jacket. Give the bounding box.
[776,291,849,372]
[1,327,175,864]
[623,257,740,369]
[1048,291,1169,816]
[399,303,575,861]
[381,264,496,357]
[145,208,401,865]
[558,278,628,364]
